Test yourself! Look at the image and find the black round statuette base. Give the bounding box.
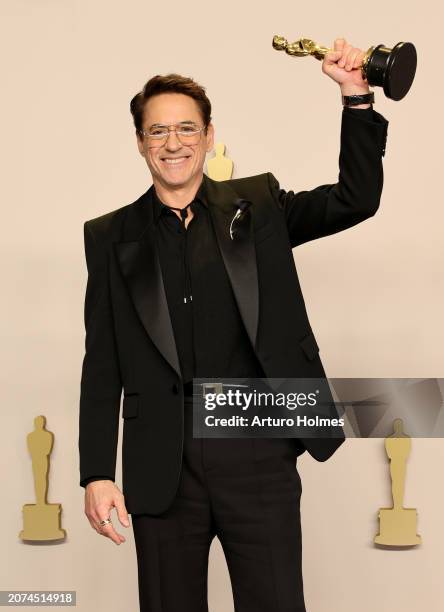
[365,42,417,101]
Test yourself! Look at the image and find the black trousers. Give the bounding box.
[131,397,306,612]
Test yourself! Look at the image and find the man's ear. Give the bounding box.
[136,131,145,156]
[205,122,215,152]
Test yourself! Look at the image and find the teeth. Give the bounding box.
[164,157,188,164]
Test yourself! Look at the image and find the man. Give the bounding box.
[79,38,388,611]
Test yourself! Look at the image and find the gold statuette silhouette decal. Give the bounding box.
[374,419,421,547]
[19,416,66,542]
[207,143,233,181]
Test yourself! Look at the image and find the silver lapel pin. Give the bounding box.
[229,199,252,240]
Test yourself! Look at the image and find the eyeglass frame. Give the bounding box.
[138,121,208,148]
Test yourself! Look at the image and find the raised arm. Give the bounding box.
[268,106,388,248]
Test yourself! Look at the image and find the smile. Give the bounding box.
[162,156,191,165]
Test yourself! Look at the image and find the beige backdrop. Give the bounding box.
[1,0,443,610]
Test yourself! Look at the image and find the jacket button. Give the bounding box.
[171,383,179,395]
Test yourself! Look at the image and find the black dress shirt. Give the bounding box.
[152,177,265,384]
[81,106,375,487]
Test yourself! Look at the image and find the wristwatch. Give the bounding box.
[342,92,375,107]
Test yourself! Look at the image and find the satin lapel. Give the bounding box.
[113,188,181,378]
[204,175,259,350]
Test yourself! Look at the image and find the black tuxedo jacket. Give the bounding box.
[79,108,389,515]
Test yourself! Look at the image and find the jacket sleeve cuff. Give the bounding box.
[80,476,114,488]
[342,104,389,157]
[343,105,375,118]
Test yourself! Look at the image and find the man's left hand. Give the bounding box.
[322,38,370,96]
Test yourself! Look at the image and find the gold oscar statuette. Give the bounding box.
[19,415,66,542]
[374,418,421,547]
[207,142,233,181]
[272,35,417,101]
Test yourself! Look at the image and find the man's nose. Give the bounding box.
[164,130,181,151]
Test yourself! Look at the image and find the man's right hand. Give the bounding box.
[84,480,130,545]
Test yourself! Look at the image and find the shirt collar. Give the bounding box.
[152,175,208,223]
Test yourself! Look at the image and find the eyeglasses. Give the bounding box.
[139,122,206,148]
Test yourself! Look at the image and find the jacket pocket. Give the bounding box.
[299,331,320,361]
[122,394,139,418]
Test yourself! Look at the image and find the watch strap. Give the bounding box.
[342,91,375,107]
